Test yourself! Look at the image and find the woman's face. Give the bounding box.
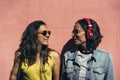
[37,25,51,45]
[72,23,86,45]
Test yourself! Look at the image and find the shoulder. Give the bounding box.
[15,52,21,57]
[94,48,110,55]
[49,50,60,60]
[49,50,60,66]
[94,48,114,66]
[63,49,76,58]
[93,48,112,60]
[14,52,21,62]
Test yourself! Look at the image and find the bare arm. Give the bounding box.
[51,51,60,80]
[9,52,21,80]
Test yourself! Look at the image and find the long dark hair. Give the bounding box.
[76,18,103,51]
[16,20,51,70]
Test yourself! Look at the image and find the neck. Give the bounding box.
[78,44,93,54]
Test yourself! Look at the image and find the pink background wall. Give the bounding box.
[0,0,120,80]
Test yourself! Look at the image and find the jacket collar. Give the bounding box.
[91,49,98,62]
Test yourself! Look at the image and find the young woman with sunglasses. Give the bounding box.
[9,20,60,80]
[60,18,115,80]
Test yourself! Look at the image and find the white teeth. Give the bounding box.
[44,38,48,40]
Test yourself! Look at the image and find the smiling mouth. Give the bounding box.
[74,39,79,42]
[44,36,49,40]
[45,37,50,41]
[44,39,49,41]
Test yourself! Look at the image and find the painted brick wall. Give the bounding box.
[0,0,120,79]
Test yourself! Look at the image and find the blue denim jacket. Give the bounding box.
[60,48,115,80]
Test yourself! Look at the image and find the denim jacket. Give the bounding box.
[60,48,115,80]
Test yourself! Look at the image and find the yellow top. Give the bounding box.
[20,52,53,80]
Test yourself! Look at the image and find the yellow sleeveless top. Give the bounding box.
[20,52,53,80]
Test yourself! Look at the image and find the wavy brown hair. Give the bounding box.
[76,18,103,51]
[16,20,51,70]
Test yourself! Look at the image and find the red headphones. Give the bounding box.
[84,18,93,39]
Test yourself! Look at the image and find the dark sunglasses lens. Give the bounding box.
[48,31,51,35]
[41,31,51,36]
[42,31,47,36]
[73,29,78,34]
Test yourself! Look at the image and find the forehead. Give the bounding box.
[38,25,48,31]
[74,23,83,30]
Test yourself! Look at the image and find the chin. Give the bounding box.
[75,42,80,45]
[41,42,48,45]
[43,43,48,45]
[75,41,83,45]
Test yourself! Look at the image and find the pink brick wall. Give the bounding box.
[0,0,120,79]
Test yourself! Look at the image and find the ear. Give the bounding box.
[84,18,93,39]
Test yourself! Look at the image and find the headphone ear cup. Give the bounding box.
[87,27,93,39]
[84,18,93,39]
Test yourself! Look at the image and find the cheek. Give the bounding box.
[81,36,86,42]
[38,35,43,42]
[79,33,86,42]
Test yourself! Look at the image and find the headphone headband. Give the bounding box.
[84,18,92,27]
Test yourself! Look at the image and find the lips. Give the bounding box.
[44,36,49,40]
[73,38,79,42]
[44,39,49,42]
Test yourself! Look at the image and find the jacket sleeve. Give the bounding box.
[60,55,67,80]
[105,54,115,80]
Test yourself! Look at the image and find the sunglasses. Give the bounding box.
[72,29,79,34]
[38,30,51,36]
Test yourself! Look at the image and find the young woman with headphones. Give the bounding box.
[60,18,115,80]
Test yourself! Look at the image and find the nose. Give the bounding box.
[46,32,50,37]
[72,33,77,40]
